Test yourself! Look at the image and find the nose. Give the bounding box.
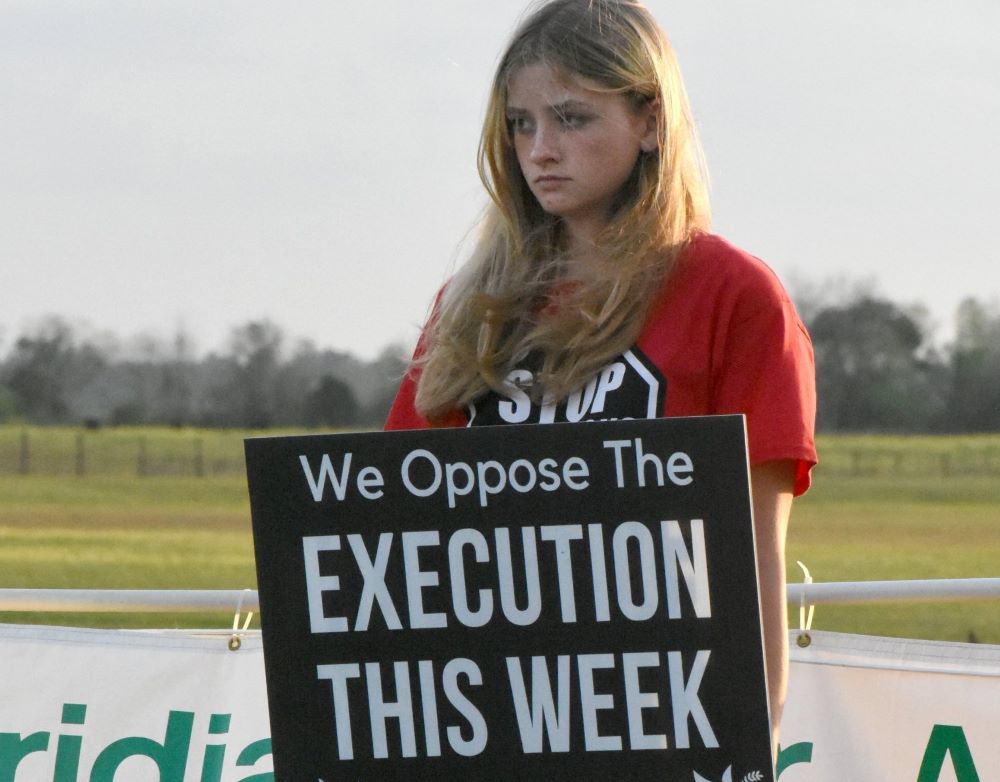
[528,122,559,164]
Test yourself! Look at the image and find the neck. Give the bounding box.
[561,218,605,271]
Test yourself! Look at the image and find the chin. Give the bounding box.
[535,198,574,218]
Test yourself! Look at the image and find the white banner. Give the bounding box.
[0,623,271,782]
[1,624,997,781]
[781,630,1000,781]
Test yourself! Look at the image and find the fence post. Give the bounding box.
[137,436,148,477]
[193,438,204,477]
[19,429,30,475]
[75,432,86,477]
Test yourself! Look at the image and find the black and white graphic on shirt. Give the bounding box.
[468,348,666,425]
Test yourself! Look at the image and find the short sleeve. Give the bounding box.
[712,278,818,496]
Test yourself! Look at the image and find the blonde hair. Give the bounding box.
[415,0,710,421]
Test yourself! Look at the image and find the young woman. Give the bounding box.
[385,0,817,750]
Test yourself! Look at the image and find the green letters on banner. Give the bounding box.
[776,742,813,778]
[916,724,980,782]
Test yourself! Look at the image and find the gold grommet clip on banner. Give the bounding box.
[796,561,815,648]
[229,589,254,651]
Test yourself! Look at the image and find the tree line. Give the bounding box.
[802,295,1000,432]
[0,319,408,429]
[1,293,998,432]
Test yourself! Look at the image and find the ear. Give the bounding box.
[637,97,660,153]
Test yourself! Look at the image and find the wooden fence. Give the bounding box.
[0,428,249,477]
[1,427,998,478]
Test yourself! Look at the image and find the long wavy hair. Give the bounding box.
[414,0,711,421]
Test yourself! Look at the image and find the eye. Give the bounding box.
[556,111,590,130]
[506,115,534,135]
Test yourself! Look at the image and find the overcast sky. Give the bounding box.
[2,1,997,359]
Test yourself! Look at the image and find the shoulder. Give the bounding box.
[642,232,791,335]
[681,233,793,301]
[639,231,811,362]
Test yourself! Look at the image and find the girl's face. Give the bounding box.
[506,63,657,242]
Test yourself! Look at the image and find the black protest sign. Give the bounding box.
[245,416,773,782]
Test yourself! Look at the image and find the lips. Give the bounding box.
[533,175,570,191]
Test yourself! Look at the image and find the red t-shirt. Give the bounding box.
[384,232,817,495]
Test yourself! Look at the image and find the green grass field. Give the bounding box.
[0,474,256,629]
[787,434,1000,643]
[786,472,1000,642]
[1,428,998,641]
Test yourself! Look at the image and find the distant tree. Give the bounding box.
[2,318,107,424]
[193,354,238,427]
[271,339,341,427]
[301,375,360,428]
[0,385,19,422]
[220,320,285,428]
[945,298,1000,431]
[809,297,946,431]
[3,319,73,421]
[277,340,409,427]
[361,344,409,424]
[788,274,878,328]
[157,329,197,426]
